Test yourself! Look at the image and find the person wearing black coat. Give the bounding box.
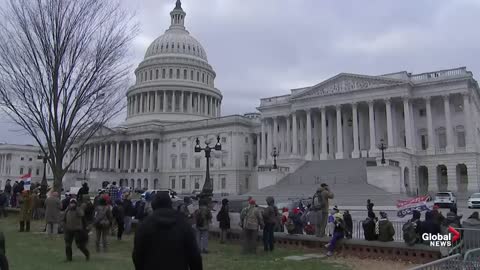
[216,199,230,244]
[112,200,125,240]
[132,192,202,270]
[421,211,441,245]
[362,211,377,241]
[0,232,8,270]
[343,210,353,239]
[77,183,89,202]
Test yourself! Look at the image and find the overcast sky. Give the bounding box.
[1,0,480,144]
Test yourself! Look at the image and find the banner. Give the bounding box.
[397,195,431,218]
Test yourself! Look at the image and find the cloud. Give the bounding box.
[1,0,480,142]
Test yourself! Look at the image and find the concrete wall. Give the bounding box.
[367,165,402,194]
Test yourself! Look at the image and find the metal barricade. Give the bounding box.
[409,254,462,270]
[448,228,480,255]
[355,220,405,242]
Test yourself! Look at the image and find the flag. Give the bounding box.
[19,172,32,185]
[396,195,431,218]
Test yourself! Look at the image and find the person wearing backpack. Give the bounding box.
[403,210,421,246]
[262,196,278,251]
[216,199,230,244]
[64,198,90,261]
[377,212,395,242]
[94,198,113,252]
[195,198,212,254]
[240,199,264,254]
[311,183,334,238]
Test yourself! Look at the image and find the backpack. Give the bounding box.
[195,209,205,228]
[94,207,110,228]
[311,192,324,211]
[285,217,295,232]
[402,221,418,246]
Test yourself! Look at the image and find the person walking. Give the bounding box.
[377,212,395,242]
[0,191,7,218]
[216,199,230,244]
[240,199,264,254]
[0,232,8,270]
[94,198,113,252]
[178,197,193,224]
[262,196,278,251]
[64,198,90,262]
[44,192,61,236]
[123,193,134,234]
[312,183,334,238]
[132,192,202,270]
[112,200,125,240]
[195,199,212,254]
[4,180,11,207]
[18,190,33,232]
[326,213,345,256]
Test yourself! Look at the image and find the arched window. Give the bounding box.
[176,69,180,79]
[202,73,205,83]
[162,69,166,79]
[418,128,428,150]
[169,69,173,79]
[184,69,187,80]
[436,127,446,149]
[149,70,152,80]
[196,72,199,81]
[190,70,194,80]
[156,69,159,79]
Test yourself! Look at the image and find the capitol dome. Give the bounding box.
[126,0,222,125]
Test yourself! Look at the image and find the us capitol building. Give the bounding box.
[58,0,480,196]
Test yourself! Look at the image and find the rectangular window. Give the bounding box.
[169,69,173,79]
[156,69,159,79]
[181,178,186,189]
[202,73,205,83]
[149,70,152,80]
[421,135,428,150]
[245,137,249,143]
[36,168,40,176]
[20,168,24,174]
[419,109,426,117]
[172,142,176,148]
[21,157,24,161]
[171,157,176,169]
[182,141,187,147]
[439,133,447,149]
[162,69,166,78]
[184,70,187,79]
[171,177,176,189]
[244,154,249,167]
[206,75,209,84]
[458,132,466,147]
[221,137,227,143]
[28,168,32,174]
[194,177,200,189]
[221,177,226,189]
[190,70,194,80]
[195,158,201,168]
[176,69,180,79]
[197,72,199,81]
[29,157,32,161]
[181,157,187,169]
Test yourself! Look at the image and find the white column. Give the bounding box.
[109,143,115,170]
[267,119,273,162]
[320,107,327,160]
[196,94,200,113]
[204,95,208,115]
[142,140,147,171]
[172,91,176,112]
[256,133,261,166]
[180,91,184,113]
[129,141,135,171]
[135,141,141,171]
[426,96,435,154]
[286,116,291,156]
[463,93,473,150]
[403,97,413,150]
[115,142,120,171]
[155,91,160,112]
[92,145,98,169]
[139,93,144,113]
[123,143,128,170]
[157,140,162,171]
[188,92,193,114]
[146,92,150,113]
[443,95,454,153]
[291,112,298,157]
[133,95,137,115]
[260,120,266,165]
[103,144,108,169]
[352,103,360,158]
[368,101,376,154]
[272,116,278,150]
[385,98,394,148]
[163,91,167,112]
[335,105,344,159]
[218,100,222,116]
[305,109,313,160]
[149,139,154,172]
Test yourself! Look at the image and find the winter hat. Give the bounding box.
[222,198,229,206]
[380,211,388,219]
[69,198,77,204]
[249,199,256,205]
[368,211,376,219]
[293,207,300,215]
[334,212,343,220]
[152,191,172,210]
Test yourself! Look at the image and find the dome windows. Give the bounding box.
[162,69,166,79]
[184,69,187,80]
[156,69,159,79]
[169,69,173,79]
[176,69,180,79]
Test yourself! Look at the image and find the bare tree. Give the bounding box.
[0,0,137,191]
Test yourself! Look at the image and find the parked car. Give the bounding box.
[141,189,178,200]
[468,193,480,209]
[433,192,457,208]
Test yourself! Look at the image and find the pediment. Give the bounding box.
[292,73,406,99]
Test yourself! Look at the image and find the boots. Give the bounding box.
[19,221,25,232]
[65,246,73,261]
[26,221,31,232]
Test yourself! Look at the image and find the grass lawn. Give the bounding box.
[0,216,349,270]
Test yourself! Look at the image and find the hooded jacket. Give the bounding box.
[315,187,334,212]
[133,208,202,270]
[377,219,395,242]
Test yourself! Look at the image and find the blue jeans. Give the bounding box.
[328,232,344,252]
[197,230,209,252]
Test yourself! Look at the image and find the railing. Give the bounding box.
[409,254,462,270]
[448,228,480,256]
[354,220,405,242]
[411,67,467,82]
[257,165,290,173]
[259,95,291,107]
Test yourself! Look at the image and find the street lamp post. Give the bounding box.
[37,151,49,200]
[377,139,388,165]
[194,136,222,203]
[271,147,278,169]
